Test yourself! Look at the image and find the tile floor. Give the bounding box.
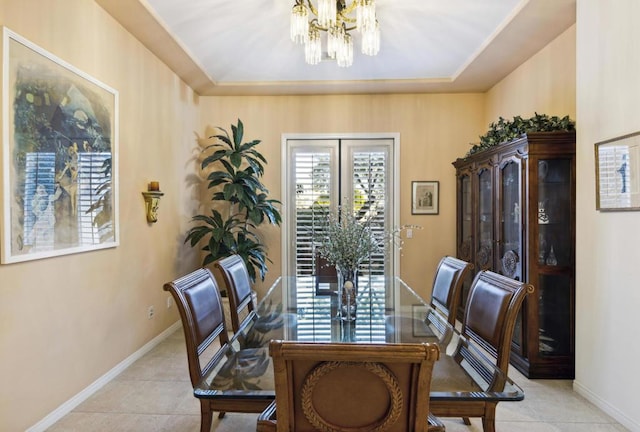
[47,329,628,432]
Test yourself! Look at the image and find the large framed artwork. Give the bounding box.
[1,28,119,263]
[595,132,640,211]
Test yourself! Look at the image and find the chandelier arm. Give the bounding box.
[305,0,358,24]
[341,0,359,16]
[309,19,327,32]
[311,22,356,33]
[305,0,319,17]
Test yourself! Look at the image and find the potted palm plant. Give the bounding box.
[185,119,281,284]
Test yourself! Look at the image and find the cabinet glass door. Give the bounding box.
[537,159,572,267]
[537,158,573,356]
[499,160,522,281]
[456,173,473,317]
[538,274,572,356]
[476,167,493,271]
[458,173,472,262]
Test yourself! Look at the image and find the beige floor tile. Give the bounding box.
[47,413,180,432]
[74,380,193,415]
[46,329,629,431]
[116,350,190,382]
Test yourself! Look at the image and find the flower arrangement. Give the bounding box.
[314,204,418,273]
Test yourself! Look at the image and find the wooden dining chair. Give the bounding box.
[430,256,473,326]
[256,340,445,432]
[215,254,256,333]
[163,268,231,431]
[404,256,473,347]
[430,270,533,432]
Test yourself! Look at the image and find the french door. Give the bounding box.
[282,135,399,341]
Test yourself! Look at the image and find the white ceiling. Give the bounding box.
[97,0,576,95]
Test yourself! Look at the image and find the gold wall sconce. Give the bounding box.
[142,181,163,223]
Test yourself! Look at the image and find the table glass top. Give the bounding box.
[195,275,524,403]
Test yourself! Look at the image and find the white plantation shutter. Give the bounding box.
[22,151,112,249]
[290,143,336,341]
[23,152,56,247]
[346,144,391,341]
[349,147,390,276]
[293,148,334,277]
[77,152,113,244]
[286,138,395,342]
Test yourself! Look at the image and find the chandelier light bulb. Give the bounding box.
[327,24,344,59]
[357,0,377,32]
[290,4,310,44]
[337,32,353,67]
[305,26,322,65]
[361,20,380,56]
[317,0,336,28]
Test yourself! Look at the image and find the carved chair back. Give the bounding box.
[258,340,443,432]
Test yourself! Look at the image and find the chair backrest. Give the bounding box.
[215,254,256,333]
[163,268,229,388]
[462,270,533,373]
[430,256,473,326]
[268,340,440,432]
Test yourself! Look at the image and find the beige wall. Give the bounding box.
[575,1,639,430]
[485,25,576,123]
[0,1,201,430]
[198,94,485,298]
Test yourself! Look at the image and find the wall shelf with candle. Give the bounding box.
[142,181,163,223]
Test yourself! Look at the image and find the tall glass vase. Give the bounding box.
[336,266,358,321]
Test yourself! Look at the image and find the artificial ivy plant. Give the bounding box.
[467,113,575,157]
[185,119,281,283]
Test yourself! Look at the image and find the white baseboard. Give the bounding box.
[573,380,639,432]
[27,321,182,432]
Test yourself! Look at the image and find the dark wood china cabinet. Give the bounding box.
[453,132,575,379]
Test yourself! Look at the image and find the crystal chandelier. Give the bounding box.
[290,0,380,67]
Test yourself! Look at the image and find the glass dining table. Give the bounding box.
[195,275,524,412]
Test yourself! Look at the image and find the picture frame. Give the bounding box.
[411,304,430,337]
[411,181,439,215]
[1,28,119,263]
[595,132,640,211]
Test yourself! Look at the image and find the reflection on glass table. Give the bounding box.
[194,275,524,411]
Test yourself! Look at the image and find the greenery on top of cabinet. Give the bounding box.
[466,113,575,157]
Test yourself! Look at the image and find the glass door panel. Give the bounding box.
[499,160,522,280]
[477,167,493,271]
[457,173,473,316]
[286,138,395,341]
[538,274,572,356]
[537,159,572,267]
[459,174,472,262]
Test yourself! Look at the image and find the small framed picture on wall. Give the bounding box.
[595,131,640,211]
[412,181,439,215]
